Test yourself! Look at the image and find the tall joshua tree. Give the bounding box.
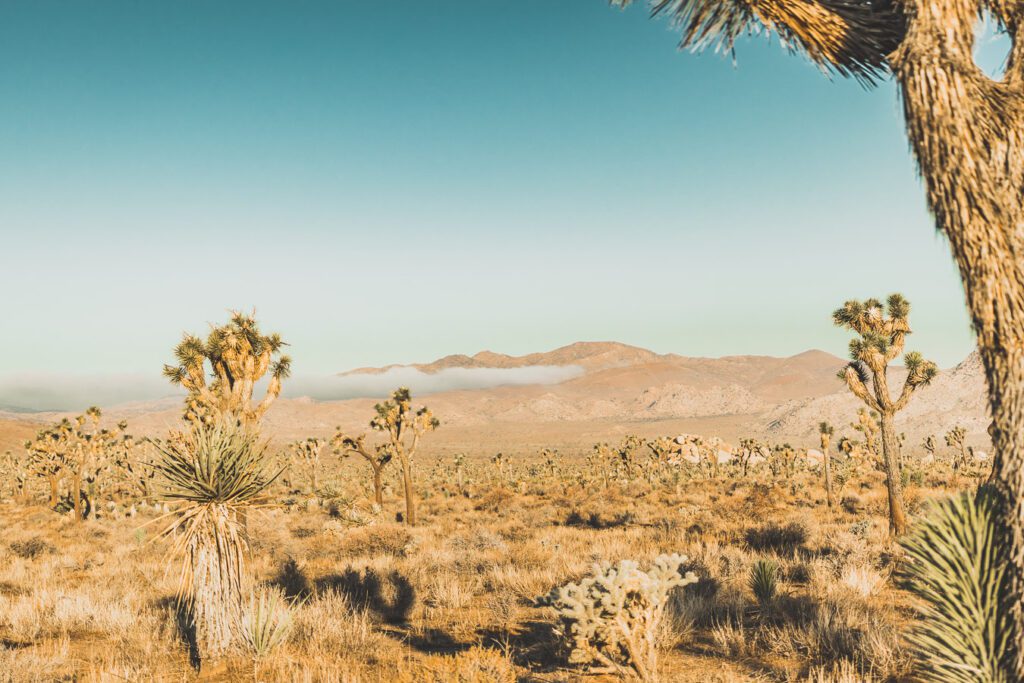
[833,295,938,534]
[366,387,438,526]
[612,0,1024,669]
[163,311,291,424]
[819,422,835,508]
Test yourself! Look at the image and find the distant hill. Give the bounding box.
[0,343,989,453]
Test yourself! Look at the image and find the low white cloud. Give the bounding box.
[0,365,583,413]
[287,365,584,401]
[0,373,183,413]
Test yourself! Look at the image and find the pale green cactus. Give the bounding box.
[542,553,697,681]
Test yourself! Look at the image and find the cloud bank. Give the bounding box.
[289,365,584,401]
[0,365,584,413]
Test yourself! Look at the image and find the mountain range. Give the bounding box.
[0,342,991,456]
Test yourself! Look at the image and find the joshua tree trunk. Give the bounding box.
[878,412,908,535]
[48,475,59,507]
[189,506,247,659]
[71,470,84,521]
[892,0,1024,670]
[399,456,416,526]
[371,464,384,506]
[822,438,834,509]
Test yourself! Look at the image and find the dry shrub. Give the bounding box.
[745,521,809,554]
[474,487,515,512]
[290,590,391,661]
[9,538,55,560]
[400,646,515,683]
[337,523,414,558]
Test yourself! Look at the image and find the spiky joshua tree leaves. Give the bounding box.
[899,490,1015,681]
[833,295,937,534]
[163,311,292,425]
[151,421,281,660]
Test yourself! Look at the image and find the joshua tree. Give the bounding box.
[0,449,27,502]
[612,0,1024,664]
[25,422,70,507]
[819,422,836,508]
[946,425,970,479]
[331,431,392,506]
[163,311,291,424]
[540,447,560,477]
[364,387,438,526]
[491,452,506,482]
[63,408,128,522]
[287,437,327,494]
[834,295,938,534]
[770,443,798,479]
[851,408,881,461]
[923,434,937,462]
[737,438,765,477]
[152,421,281,659]
[110,433,154,501]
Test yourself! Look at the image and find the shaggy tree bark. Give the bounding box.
[892,0,1024,670]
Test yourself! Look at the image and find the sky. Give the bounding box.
[0,1,1009,392]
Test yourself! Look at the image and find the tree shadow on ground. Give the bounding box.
[269,557,313,600]
[154,595,201,671]
[478,618,560,670]
[315,567,416,624]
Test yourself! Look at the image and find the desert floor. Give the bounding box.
[0,444,971,683]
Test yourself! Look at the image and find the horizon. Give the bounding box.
[1,1,1003,381]
[0,339,978,413]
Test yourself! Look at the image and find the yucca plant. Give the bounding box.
[898,489,1014,682]
[151,421,281,659]
[235,586,295,681]
[749,559,779,608]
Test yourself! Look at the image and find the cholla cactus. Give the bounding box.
[542,554,697,681]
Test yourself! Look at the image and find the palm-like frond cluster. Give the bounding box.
[612,0,905,84]
[899,490,1015,682]
[152,422,280,506]
[152,421,280,658]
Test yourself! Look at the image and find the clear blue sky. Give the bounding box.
[1,1,1000,378]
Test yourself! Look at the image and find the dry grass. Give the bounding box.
[0,450,961,682]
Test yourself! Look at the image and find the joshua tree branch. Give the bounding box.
[842,366,882,412]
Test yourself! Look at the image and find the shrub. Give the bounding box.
[749,559,780,606]
[745,521,808,554]
[235,586,295,661]
[9,538,55,560]
[541,553,697,681]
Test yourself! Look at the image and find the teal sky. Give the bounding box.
[1,1,1003,380]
